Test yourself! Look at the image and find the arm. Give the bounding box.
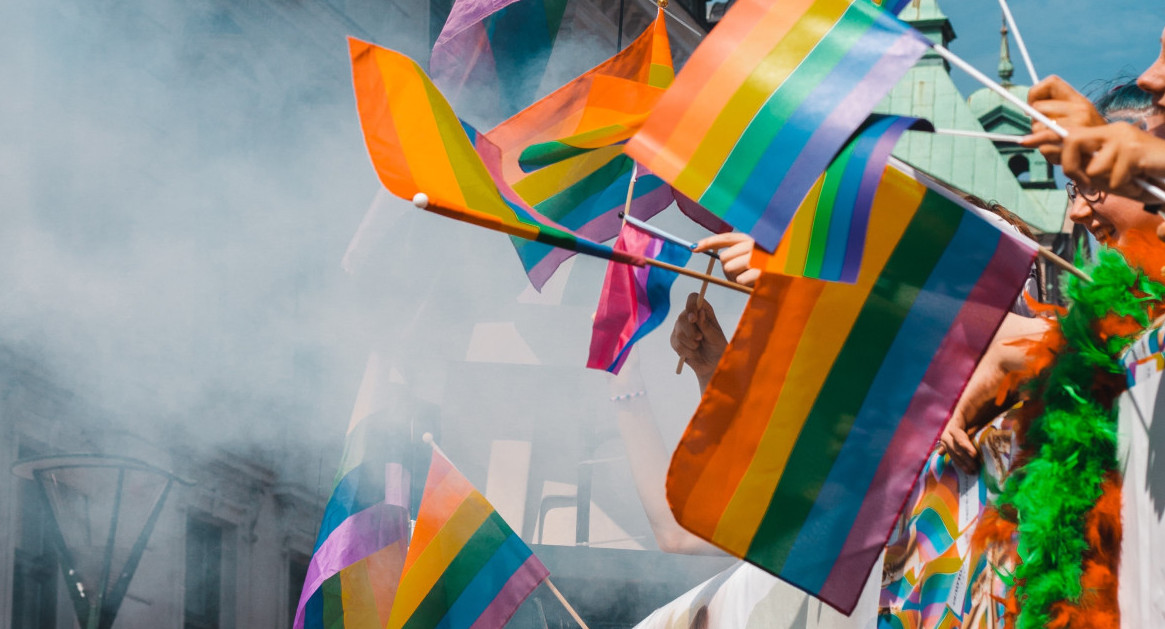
[608,353,725,555]
[938,313,1051,473]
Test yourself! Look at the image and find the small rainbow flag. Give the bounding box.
[665,164,1036,614]
[294,354,412,629]
[430,0,568,119]
[479,10,677,290]
[756,115,933,283]
[387,448,549,629]
[625,0,930,252]
[349,39,633,269]
[872,0,915,15]
[587,221,693,374]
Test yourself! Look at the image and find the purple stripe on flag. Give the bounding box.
[839,116,931,282]
[751,32,927,251]
[295,504,410,623]
[467,555,550,629]
[434,0,520,46]
[294,462,410,629]
[817,236,1034,611]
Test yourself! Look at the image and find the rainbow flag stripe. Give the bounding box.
[587,222,693,374]
[758,115,932,283]
[625,0,929,252]
[479,10,676,290]
[349,38,625,267]
[295,356,412,629]
[388,450,548,629]
[665,164,1036,614]
[872,0,914,16]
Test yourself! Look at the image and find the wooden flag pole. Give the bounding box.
[643,256,752,294]
[676,256,718,374]
[546,578,590,629]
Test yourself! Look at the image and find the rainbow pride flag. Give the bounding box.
[349,38,633,269]
[387,448,548,629]
[294,354,412,629]
[479,10,677,290]
[625,0,930,252]
[430,0,568,120]
[755,115,933,283]
[665,163,1037,614]
[587,222,693,374]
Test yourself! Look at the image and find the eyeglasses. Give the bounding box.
[1066,180,1104,204]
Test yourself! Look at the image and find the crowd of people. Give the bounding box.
[614,24,1165,629]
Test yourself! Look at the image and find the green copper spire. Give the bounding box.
[998,17,1014,86]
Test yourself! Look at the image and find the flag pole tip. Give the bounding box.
[656,0,668,7]
[422,432,435,445]
[413,192,430,209]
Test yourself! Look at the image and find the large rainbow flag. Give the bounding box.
[294,354,412,629]
[349,38,636,269]
[625,0,930,252]
[587,221,692,374]
[387,448,548,629]
[755,115,933,283]
[479,9,677,290]
[430,0,568,120]
[665,163,1037,614]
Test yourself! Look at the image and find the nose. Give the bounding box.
[1138,59,1165,101]
[1067,195,1092,224]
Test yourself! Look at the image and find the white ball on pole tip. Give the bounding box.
[412,192,429,209]
[422,432,434,445]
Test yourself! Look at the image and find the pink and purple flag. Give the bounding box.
[587,221,693,374]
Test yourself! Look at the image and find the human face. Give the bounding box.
[1137,25,1165,107]
[1067,181,1162,246]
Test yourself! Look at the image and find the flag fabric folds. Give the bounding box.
[872,0,915,16]
[348,38,633,268]
[755,115,933,283]
[430,0,568,120]
[387,448,549,629]
[664,164,1037,614]
[587,221,693,374]
[479,9,677,290]
[625,0,930,252]
[294,354,413,629]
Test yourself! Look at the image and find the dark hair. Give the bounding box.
[1092,80,1156,122]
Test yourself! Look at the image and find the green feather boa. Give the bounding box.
[999,247,1165,628]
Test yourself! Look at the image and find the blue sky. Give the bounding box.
[938,1,1162,99]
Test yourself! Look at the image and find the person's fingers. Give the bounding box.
[1083,141,1118,184]
[694,232,752,253]
[736,268,761,287]
[1060,136,1092,184]
[1020,127,1062,146]
[1027,75,1080,104]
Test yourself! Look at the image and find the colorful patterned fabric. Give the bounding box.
[625,0,929,252]
[664,164,1036,614]
[880,414,1019,629]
